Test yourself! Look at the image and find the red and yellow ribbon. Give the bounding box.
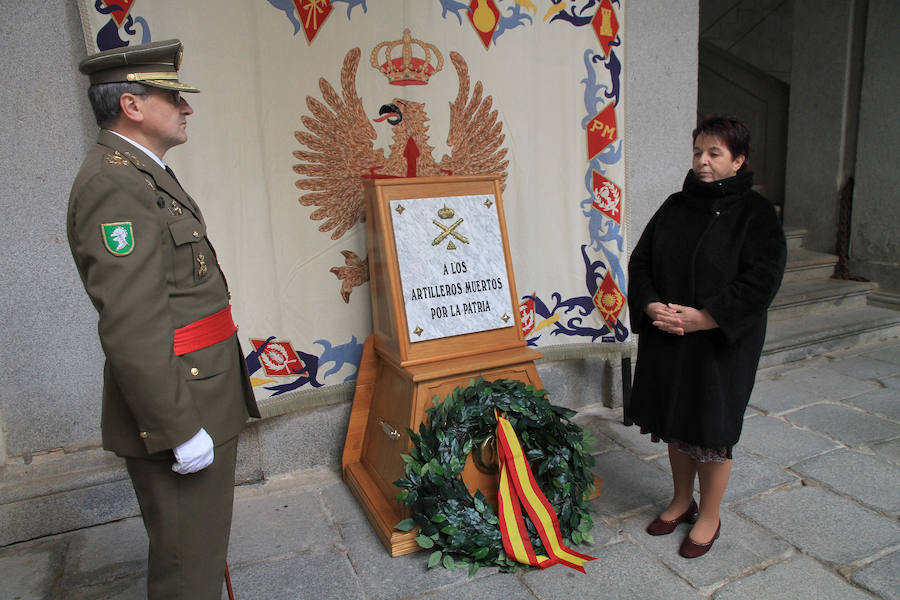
[494,409,595,572]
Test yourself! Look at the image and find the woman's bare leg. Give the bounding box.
[691,458,732,542]
[660,443,697,520]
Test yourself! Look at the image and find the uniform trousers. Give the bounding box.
[126,435,238,600]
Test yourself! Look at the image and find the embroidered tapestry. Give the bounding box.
[77,0,629,403]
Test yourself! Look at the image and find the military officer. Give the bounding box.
[67,39,260,599]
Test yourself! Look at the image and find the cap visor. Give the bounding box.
[143,80,200,93]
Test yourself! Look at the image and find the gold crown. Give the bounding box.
[437,205,455,219]
[371,29,443,86]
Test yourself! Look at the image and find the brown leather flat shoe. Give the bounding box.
[646,499,699,536]
[678,520,721,558]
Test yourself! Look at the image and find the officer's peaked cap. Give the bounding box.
[79,39,199,93]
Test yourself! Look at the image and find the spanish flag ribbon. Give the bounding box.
[494,409,596,572]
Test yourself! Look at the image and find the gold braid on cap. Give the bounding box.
[126,72,179,82]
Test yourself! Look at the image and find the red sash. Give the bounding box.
[173,305,237,356]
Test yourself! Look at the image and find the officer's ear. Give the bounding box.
[119,92,145,124]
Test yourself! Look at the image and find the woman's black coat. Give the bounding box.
[626,170,787,448]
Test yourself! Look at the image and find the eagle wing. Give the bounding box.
[293,48,384,240]
[439,51,509,189]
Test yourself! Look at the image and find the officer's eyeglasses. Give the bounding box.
[158,90,183,106]
[139,89,183,106]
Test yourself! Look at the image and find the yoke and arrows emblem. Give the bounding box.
[431,205,469,250]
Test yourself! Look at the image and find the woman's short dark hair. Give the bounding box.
[87,82,149,128]
[692,115,751,168]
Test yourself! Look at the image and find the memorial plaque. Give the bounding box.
[390,194,514,342]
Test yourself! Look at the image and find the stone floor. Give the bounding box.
[3,339,899,600]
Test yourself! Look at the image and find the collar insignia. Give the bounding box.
[123,151,145,168]
[104,151,129,166]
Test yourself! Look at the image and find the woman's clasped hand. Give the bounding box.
[646,302,718,336]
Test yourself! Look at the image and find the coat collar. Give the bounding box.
[681,169,754,213]
[97,130,202,220]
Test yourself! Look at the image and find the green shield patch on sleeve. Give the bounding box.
[101,222,135,256]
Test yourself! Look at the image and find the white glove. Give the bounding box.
[172,428,214,474]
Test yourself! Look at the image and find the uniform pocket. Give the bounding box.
[179,337,234,381]
[167,216,211,287]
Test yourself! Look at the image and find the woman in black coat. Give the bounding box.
[627,116,786,558]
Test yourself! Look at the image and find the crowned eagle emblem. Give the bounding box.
[293,31,509,303]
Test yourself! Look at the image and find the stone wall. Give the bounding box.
[849,0,900,298]
[783,0,861,255]
[0,2,100,463]
[624,0,699,254]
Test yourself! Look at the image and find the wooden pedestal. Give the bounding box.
[342,175,542,556]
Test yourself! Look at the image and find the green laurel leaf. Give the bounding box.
[428,550,442,568]
[442,554,456,570]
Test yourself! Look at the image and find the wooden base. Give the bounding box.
[342,335,543,556]
[344,461,420,556]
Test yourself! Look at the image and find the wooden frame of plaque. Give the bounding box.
[342,175,544,556]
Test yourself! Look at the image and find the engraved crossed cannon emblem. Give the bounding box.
[432,205,469,250]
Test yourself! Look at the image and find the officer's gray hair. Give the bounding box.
[87,82,150,128]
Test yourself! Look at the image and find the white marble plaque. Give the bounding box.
[390,194,514,342]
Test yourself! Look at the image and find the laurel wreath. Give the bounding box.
[394,377,596,575]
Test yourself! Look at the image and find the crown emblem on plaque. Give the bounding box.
[437,205,455,219]
[371,29,444,86]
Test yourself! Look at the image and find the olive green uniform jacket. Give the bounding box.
[68,130,260,458]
